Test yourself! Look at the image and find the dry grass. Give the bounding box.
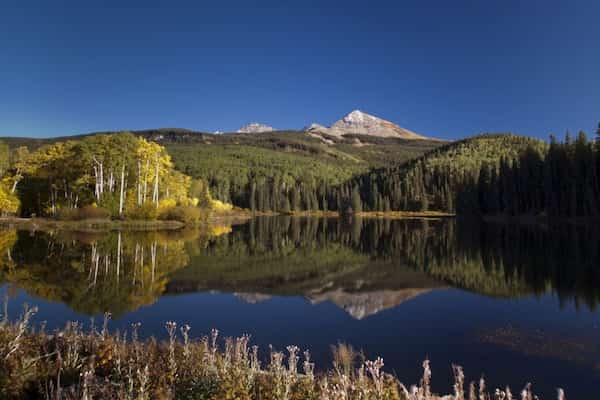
[0,305,559,400]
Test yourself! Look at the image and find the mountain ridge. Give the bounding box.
[307,110,433,140]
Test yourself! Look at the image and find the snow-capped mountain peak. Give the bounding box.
[307,110,428,140]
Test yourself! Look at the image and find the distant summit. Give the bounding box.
[237,123,275,133]
[307,110,430,139]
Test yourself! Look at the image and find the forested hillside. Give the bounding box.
[340,134,547,213]
[471,128,600,217]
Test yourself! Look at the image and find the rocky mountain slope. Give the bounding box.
[307,110,430,139]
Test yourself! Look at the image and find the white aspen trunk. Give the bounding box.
[99,161,103,199]
[153,159,159,206]
[10,169,21,193]
[93,165,99,200]
[143,160,149,204]
[92,156,104,201]
[119,164,126,216]
[137,160,142,206]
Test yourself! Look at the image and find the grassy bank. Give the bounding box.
[0,211,454,233]
[0,217,186,231]
[0,306,554,400]
[0,211,254,232]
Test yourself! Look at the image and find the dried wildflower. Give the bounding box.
[165,321,178,383]
[479,376,486,400]
[286,345,299,376]
[4,304,37,360]
[250,345,260,371]
[422,358,432,398]
[521,383,532,400]
[137,365,150,400]
[453,364,465,400]
[469,382,477,400]
[101,312,111,340]
[303,350,315,381]
[365,357,385,397]
[180,324,191,359]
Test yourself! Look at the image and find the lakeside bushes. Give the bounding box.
[56,205,111,221]
[159,205,205,224]
[0,306,555,400]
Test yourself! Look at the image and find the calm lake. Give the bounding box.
[1,217,599,398]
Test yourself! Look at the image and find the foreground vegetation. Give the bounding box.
[0,306,555,400]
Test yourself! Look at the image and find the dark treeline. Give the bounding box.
[196,134,548,214]
[469,128,600,217]
[344,134,547,213]
[236,130,600,220]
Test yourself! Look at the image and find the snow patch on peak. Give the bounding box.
[237,123,275,133]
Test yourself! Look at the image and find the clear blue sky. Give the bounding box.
[1,0,598,140]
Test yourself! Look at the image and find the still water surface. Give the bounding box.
[1,217,599,398]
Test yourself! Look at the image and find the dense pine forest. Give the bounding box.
[338,134,547,213]
[1,125,599,219]
[470,128,600,217]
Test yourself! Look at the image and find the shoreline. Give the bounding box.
[0,214,254,232]
[0,211,457,232]
[7,211,597,233]
[0,217,186,231]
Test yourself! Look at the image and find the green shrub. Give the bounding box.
[55,205,110,220]
[55,207,80,221]
[125,202,159,220]
[159,206,204,224]
[78,205,110,220]
[97,192,120,217]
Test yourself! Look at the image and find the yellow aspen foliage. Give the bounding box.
[0,180,20,215]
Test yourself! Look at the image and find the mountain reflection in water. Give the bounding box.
[1,217,599,317]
